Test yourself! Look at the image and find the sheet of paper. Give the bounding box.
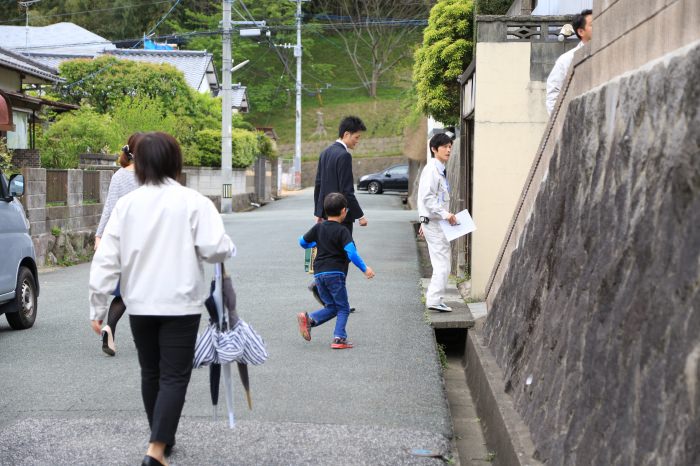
[439,209,476,242]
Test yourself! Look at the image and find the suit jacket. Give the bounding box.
[314,141,364,222]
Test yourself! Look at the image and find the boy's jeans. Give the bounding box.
[309,272,350,339]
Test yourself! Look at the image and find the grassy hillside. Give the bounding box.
[245,33,420,151]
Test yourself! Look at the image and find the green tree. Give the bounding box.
[475,0,512,15]
[413,0,474,124]
[53,57,194,114]
[38,107,118,168]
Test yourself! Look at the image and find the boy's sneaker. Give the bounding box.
[297,312,312,341]
[330,337,353,349]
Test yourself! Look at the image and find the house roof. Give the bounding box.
[0,47,61,84]
[104,49,219,94]
[0,23,116,55]
[231,84,249,112]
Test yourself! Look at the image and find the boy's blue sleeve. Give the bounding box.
[299,235,316,249]
[344,242,367,273]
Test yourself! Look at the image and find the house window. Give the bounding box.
[6,110,28,149]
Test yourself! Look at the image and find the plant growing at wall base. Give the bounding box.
[413,0,474,124]
[0,137,15,173]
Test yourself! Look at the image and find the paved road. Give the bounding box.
[0,189,452,465]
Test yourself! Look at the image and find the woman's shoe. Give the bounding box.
[101,325,116,356]
[141,455,166,466]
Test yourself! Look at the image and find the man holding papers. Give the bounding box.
[417,132,458,312]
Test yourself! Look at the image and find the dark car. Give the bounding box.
[357,164,409,194]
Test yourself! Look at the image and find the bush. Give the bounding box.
[257,132,276,158]
[231,129,258,168]
[0,137,14,173]
[38,108,118,168]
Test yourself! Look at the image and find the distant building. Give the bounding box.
[452,2,591,297]
[0,23,221,96]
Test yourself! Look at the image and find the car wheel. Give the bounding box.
[368,181,382,194]
[4,267,38,330]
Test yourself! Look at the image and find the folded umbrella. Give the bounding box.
[193,263,268,426]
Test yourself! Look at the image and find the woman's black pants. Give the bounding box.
[129,314,201,445]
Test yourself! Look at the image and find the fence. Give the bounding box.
[46,170,68,204]
[82,171,101,203]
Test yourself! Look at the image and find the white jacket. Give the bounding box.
[89,179,234,321]
[546,41,584,115]
[417,158,450,221]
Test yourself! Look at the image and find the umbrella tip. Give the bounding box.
[246,391,253,410]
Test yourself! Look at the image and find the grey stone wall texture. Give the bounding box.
[482,44,700,465]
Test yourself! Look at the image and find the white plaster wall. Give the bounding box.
[471,41,548,297]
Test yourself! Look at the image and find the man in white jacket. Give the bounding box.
[89,132,234,466]
[417,132,458,312]
[546,9,593,115]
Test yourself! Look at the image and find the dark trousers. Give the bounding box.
[129,314,201,445]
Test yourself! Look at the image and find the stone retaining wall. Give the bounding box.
[482,42,700,465]
[300,155,407,188]
[278,136,404,159]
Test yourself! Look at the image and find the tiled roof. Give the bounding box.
[104,49,219,94]
[25,49,220,95]
[0,47,60,83]
[231,84,249,112]
[0,22,116,55]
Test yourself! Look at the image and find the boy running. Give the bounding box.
[297,192,375,349]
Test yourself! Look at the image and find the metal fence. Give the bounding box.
[83,171,101,203]
[46,170,68,204]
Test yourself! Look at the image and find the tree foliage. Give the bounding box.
[40,58,271,168]
[39,107,118,168]
[413,0,474,124]
[311,0,432,98]
[475,0,512,15]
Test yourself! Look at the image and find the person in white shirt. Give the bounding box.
[417,132,458,312]
[89,132,234,466]
[546,9,593,115]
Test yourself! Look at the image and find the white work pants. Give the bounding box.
[423,221,450,306]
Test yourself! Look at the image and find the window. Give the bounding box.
[6,110,28,149]
[387,165,408,176]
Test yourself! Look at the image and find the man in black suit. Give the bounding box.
[313,116,368,233]
[310,116,368,311]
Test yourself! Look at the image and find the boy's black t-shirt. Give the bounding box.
[303,221,353,274]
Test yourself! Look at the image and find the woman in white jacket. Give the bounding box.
[89,132,234,466]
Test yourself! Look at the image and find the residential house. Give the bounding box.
[0,47,77,167]
[452,0,591,298]
[1,23,223,98]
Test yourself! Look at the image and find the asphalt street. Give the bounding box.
[0,189,452,465]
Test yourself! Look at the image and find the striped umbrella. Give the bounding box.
[194,263,268,427]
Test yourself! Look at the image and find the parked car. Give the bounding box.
[0,169,39,330]
[357,164,409,194]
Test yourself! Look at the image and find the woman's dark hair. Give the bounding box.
[118,132,142,168]
[338,116,367,138]
[573,9,592,39]
[323,192,348,217]
[429,132,453,156]
[134,132,182,185]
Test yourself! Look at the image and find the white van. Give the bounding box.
[0,169,38,329]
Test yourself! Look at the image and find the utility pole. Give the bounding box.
[18,0,42,50]
[221,1,265,212]
[221,0,233,213]
[293,0,303,189]
[282,0,307,189]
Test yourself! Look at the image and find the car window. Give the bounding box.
[387,165,408,176]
